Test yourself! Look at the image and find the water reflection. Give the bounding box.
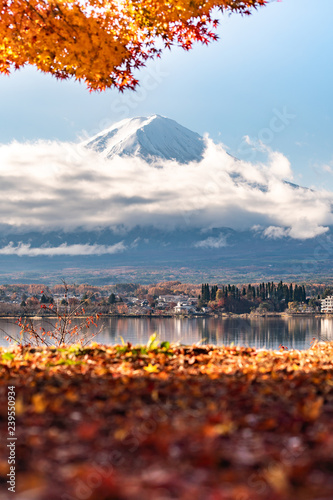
[0,316,331,350]
[319,318,333,341]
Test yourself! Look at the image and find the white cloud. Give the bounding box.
[194,234,228,249]
[320,164,333,174]
[0,138,331,240]
[263,226,291,239]
[0,242,126,257]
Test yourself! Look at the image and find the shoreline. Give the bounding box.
[0,311,329,320]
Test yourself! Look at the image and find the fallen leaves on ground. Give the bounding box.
[1,341,333,500]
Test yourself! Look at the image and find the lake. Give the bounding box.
[0,316,332,350]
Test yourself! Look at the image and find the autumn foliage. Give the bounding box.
[1,340,333,499]
[0,0,267,90]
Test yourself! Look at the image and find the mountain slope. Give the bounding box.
[0,225,332,284]
[84,115,205,163]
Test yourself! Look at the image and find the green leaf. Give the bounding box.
[47,359,82,367]
[115,345,129,354]
[147,332,159,351]
[2,352,14,361]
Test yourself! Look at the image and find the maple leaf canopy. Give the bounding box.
[0,0,267,91]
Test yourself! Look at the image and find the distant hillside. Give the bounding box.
[0,225,332,284]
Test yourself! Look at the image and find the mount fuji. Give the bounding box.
[0,114,331,284]
[83,115,205,164]
[83,115,302,193]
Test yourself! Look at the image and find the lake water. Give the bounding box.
[0,316,332,350]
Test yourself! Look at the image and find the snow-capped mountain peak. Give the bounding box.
[83,115,205,164]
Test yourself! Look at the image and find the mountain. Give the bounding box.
[83,115,205,164]
[84,115,304,193]
[0,224,332,284]
[0,115,328,284]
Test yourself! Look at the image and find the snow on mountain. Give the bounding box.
[83,114,305,196]
[83,115,205,164]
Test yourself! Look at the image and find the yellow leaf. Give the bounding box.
[144,363,159,373]
[31,393,47,414]
[151,389,159,401]
[264,464,288,493]
[114,428,128,440]
[302,397,324,421]
[65,390,78,402]
[204,422,235,437]
[15,397,25,416]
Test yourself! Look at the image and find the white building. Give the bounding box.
[174,302,196,314]
[321,296,333,313]
[159,295,188,303]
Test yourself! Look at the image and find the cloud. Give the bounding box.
[0,242,126,257]
[194,234,228,249]
[263,226,291,239]
[318,163,333,174]
[0,137,332,240]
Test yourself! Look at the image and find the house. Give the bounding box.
[174,302,196,314]
[159,295,188,303]
[321,296,333,313]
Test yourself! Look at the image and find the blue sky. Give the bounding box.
[0,0,332,190]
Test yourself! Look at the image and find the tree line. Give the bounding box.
[199,281,308,313]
